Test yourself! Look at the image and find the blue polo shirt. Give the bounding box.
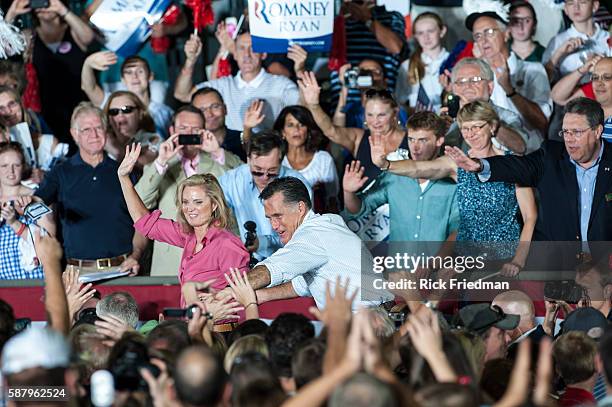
[35,153,135,260]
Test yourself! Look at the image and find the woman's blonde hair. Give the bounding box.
[223,334,269,373]
[175,174,233,233]
[457,100,499,130]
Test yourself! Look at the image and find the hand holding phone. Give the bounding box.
[178,134,201,145]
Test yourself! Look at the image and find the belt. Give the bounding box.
[213,323,237,333]
[67,254,128,269]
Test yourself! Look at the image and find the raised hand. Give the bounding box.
[85,51,118,71]
[439,69,452,93]
[578,53,603,75]
[201,295,243,323]
[187,302,211,343]
[5,0,30,24]
[405,307,443,360]
[118,143,142,177]
[225,267,256,307]
[297,71,321,106]
[308,276,356,326]
[343,160,369,193]
[444,146,481,172]
[287,44,308,73]
[33,229,62,267]
[338,63,352,87]
[95,314,134,347]
[184,33,203,65]
[0,201,18,226]
[62,268,96,322]
[369,134,387,168]
[555,37,584,60]
[46,0,70,16]
[243,100,266,129]
[200,130,221,154]
[182,280,214,305]
[215,22,235,54]
[157,135,182,166]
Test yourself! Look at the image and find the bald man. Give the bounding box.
[492,290,538,344]
[174,346,228,407]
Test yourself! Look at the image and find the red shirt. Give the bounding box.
[559,386,596,407]
[135,210,250,305]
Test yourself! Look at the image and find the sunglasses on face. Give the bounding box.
[251,170,279,179]
[365,88,394,100]
[108,106,137,116]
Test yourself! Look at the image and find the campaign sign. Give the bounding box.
[248,0,334,53]
[90,0,172,58]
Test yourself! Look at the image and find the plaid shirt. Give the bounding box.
[0,218,44,280]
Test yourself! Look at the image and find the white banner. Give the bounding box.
[248,0,334,53]
[90,0,171,57]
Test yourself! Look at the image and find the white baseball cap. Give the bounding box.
[1,328,70,375]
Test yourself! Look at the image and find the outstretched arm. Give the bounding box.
[117,144,149,222]
[81,51,118,106]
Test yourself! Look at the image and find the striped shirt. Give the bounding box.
[0,218,44,280]
[196,69,300,132]
[329,6,406,108]
[260,211,393,310]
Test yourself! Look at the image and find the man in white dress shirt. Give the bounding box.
[223,177,391,310]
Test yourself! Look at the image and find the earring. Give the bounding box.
[363,121,368,129]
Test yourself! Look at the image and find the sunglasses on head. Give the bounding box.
[108,106,136,116]
[365,88,394,100]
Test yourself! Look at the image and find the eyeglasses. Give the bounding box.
[78,125,105,136]
[0,100,19,114]
[460,122,488,134]
[251,169,279,179]
[365,88,394,100]
[558,126,595,139]
[454,76,485,87]
[108,106,136,116]
[199,103,224,113]
[473,27,500,42]
[591,73,612,82]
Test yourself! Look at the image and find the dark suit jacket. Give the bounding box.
[486,141,612,242]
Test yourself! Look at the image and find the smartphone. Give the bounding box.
[30,0,50,9]
[178,134,201,145]
[225,17,238,37]
[446,93,461,118]
[14,318,31,333]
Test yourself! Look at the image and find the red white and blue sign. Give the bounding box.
[248,0,333,53]
[89,0,172,58]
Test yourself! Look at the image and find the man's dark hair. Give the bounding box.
[0,299,15,351]
[191,87,225,104]
[291,338,325,389]
[247,130,286,158]
[264,313,315,378]
[121,55,151,77]
[172,105,206,128]
[228,319,270,347]
[553,331,597,385]
[174,345,227,407]
[259,177,312,210]
[565,97,604,128]
[146,320,191,355]
[600,328,612,385]
[406,111,448,139]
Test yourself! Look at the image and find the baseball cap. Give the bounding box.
[458,303,520,335]
[561,307,609,340]
[1,327,70,375]
[465,11,509,31]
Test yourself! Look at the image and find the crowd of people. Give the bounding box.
[0,0,612,406]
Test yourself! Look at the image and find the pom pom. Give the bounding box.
[0,10,25,59]
[463,0,510,22]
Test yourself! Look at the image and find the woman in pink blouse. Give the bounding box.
[117,143,250,304]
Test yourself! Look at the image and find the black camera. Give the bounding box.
[544,280,585,304]
[178,134,201,145]
[444,93,461,118]
[111,349,160,392]
[162,304,199,319]
[344,68,373,89]
[30,0,50,9]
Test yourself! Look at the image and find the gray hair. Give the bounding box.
[70,101,107,131]
[96,292,139,328]
[451,58,494,83]
[329,373,397,407]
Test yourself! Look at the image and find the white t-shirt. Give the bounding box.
[543,23,612,79]
[395,49,449,112]
[282,150,339,203]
